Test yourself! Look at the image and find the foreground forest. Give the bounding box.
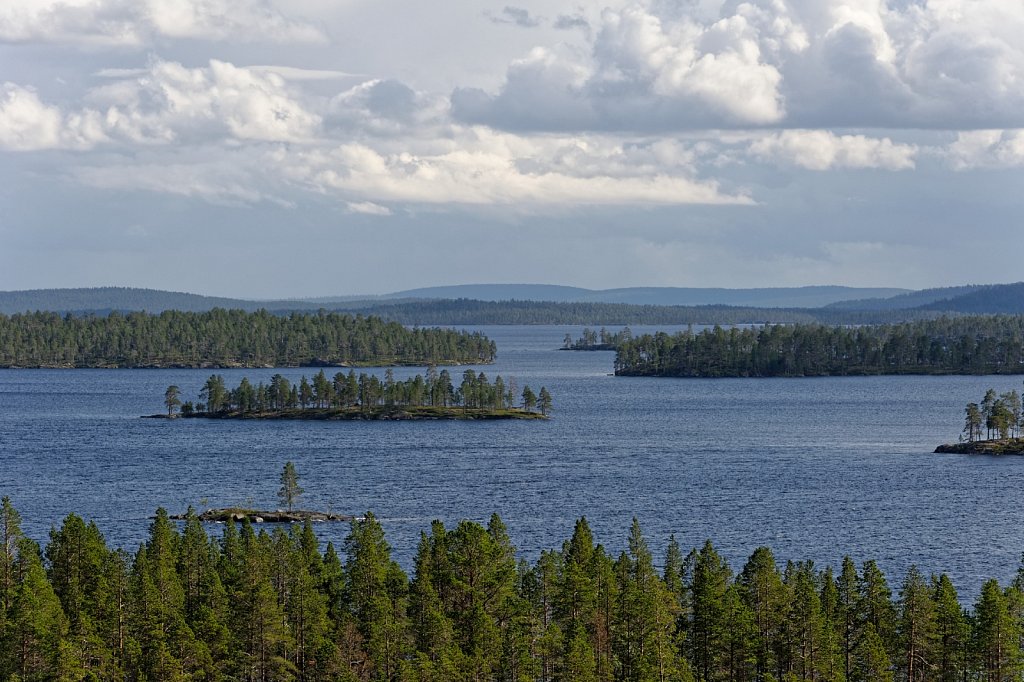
[0,310,496,368]
[1,498,1021,682]
[615,316,1024,377]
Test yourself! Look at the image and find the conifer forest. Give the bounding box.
[0,310,496,368]
[3,497,1021,682]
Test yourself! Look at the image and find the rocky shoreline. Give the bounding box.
[144,406,547,420]
[935,438,1024,455]
[168,508,353,523]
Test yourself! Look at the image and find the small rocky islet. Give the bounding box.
[937,386,1024,454]
[934,438,1024,455]
[167,508,352,523]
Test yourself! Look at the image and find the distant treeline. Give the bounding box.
[4,498,1023,681]
[615,316,1024,377]
[340,299,950,326]
[563,327,634,349]
[0,309,495,368]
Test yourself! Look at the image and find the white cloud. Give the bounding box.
[346,201,392,216]
[3,59,322,150]
[279,129,752,207]
[87,59,322,144]
[749,130,917,170]
[0,83,106,150]
[0,0,324,46]
[945,130,1024,170]
[454,0,1024,132]
[455,2,788,130]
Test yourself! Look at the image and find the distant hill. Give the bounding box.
[10,283,1024,320]
[383,284,911,308]
[915,282,1024,314]
[824,283,1024,314]
[824,285,985,311]
[0,287,392,315]
[0,284,911,315]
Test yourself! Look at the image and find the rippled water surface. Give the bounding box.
[2,324,1023,596]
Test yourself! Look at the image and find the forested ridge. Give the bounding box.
[615,316,1024,377]
[2,497,1022,681]
[342,299,954,327]
[0,309,496,368]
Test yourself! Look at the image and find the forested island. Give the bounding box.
[561,327,633,350]
[935,387,1024,454]
[157,369,552,420]
[0,309,495,368]
[3,496,1023,682]
[615,316,1024,377]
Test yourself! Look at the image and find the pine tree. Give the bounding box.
[3,537,72,681]
[279,462,305,512]
[538,387,553,416]
[522,386,537,412]
[129,509,192,680]
[45,514,117,678]
[164,385,182,417]
[897,565,937,682]
[738,546,783,679]
[343,512,409,681]
[932,573,968,682]
[688,540,731,682]
[973,579,1021,682]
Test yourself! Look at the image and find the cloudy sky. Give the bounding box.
[1,0,1022,298]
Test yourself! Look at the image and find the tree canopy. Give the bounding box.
[0,498,1020,682]
[616,316,1024,377]
[0,308,496,368]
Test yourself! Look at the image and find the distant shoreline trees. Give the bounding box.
[615,316,1024,377]
[562,326,633,350]
[0,308,496,368]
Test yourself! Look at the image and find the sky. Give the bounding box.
[1,0,1023,298]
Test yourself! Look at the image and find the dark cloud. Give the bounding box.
[554,14,589,31]
[488,6,542,28]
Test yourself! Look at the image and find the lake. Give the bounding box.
[1,324,1022,598]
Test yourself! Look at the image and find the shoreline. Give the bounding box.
[935,438,1024,455]
[144,406,548,421]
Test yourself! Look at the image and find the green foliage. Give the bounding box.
[279,462,304,512]
[0,308,496,368]
[179,369,548,419]
[9,498,1024,681]
[616,316,1024,377]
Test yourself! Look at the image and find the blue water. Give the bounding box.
[2,324,1022,597]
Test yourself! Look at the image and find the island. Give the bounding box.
[169,464,354,523]
[0,308,496,368]
[934,440,1024,455]
[150,369,553,420]
[560,327,632,351]
[935,386,1024,454]
[615,316,1024,377]
[167,508,353,522]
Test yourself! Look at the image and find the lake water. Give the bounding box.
[2,324,1023,598]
